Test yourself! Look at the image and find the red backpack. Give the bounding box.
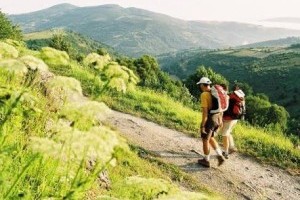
[225,90,246,119]
[210,85,229,114]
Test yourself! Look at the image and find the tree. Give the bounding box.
[133,55,160,87]
[232,81,253,96]
[184,65,228,99]
[246,95,289,131]
[97,48,108,56]
[49,32,71,54]
[266,104,289,131]
[0,11,22,40]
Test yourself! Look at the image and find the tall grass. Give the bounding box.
[0,43,218,199]
[99,88,200,136]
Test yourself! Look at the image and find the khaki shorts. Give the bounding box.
[201,113,221,140]
[219,120,238,136]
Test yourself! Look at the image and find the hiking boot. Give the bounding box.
[217,155,225,166]
[198,158,210,168]
[229,147,238,154]
[222,151,229,159]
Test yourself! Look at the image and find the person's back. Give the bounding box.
[224,90,245,120]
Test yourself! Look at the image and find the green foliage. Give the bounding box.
[0,40,215,199]
[289,43,300,49]
[246,96,289,131]
[99,88,200,136]
[0,59,28,77]
[185,65,228,100]
[24,29,116,60]
[158,46,300,135]
[59,101,111,131]
[84,53,111,70]
[99,87,300,171]
[233,81,254,96]
[97,48,108,56]
[0,41,19,59]
[129,55,194,106]
[134,55,160,87]
[49,32,72,54]
[111,176,178,199]
[20,55,48,71]
[234,124,300,169]
[39,47,70,67]
[0,11,22,40]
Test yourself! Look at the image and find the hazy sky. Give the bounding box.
[1,0,300,23]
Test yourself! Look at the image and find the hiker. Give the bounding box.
[219,84,246,159]
[197,77,226,167]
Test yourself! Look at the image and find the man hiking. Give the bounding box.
[197,77,225,167]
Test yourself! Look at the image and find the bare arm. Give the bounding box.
[201,107,208,133]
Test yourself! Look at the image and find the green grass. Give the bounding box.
[41,46,299,173]
[234,124,300,170]
[1,41,219,199]
[24,30,54,40]
[3,39,297,199]
[99,88,200,137]
[98,89,300,173]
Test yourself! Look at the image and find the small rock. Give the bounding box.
[276,192,282,196]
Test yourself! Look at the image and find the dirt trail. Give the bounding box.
[105,110,300,200]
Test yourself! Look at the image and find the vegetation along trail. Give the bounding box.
[105,110,300,200]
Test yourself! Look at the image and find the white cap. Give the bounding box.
[234,89,245,98]
[196,77,212,85]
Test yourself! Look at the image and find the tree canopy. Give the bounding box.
[0,11,22,40]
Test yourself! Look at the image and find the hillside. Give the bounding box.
[240,36,300,48]
[157,46,300,124]
[9,3,300,56]
[1,11,299,200]
[24,29,118,57]
[0,40,219,199]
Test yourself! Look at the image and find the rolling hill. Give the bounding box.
[24,29,118,57]
[9,3,300,56]
[157,46,300,124]
[239,36,300,48]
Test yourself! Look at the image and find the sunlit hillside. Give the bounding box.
[0,39,220,199]
[158,46,300,134]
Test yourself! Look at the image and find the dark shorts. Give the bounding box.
[201,113,221,140]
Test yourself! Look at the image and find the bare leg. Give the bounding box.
[209,137,218,150]
[202,131,212,160]
[203,139,210,155]
[229,134,235,148]
[209,137,223,156]
[223,136,229,153]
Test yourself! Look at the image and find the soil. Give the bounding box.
[105,110,300,200]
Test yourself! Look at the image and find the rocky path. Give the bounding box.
[105,110,300,200]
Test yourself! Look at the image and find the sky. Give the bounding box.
[1,0,300,29]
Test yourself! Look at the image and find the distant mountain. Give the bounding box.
[264,17,300,23]
[240,37,300,48]
[9,3,300,56]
